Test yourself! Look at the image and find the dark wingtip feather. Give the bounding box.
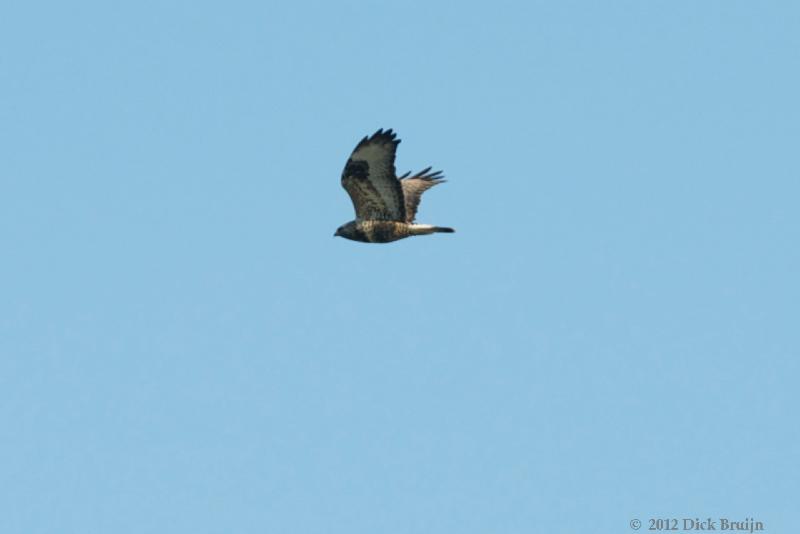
[404,167,445,181]
[365,128,400,145]
[353,128,400,151]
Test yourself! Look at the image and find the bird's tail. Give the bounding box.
[409,224,455,236]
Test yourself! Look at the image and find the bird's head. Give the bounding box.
[334,221,362,241]
[334,223,350,238]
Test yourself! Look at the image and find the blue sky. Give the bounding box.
[1,1,798,532]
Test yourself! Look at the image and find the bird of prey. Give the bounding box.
[334,129,455,243]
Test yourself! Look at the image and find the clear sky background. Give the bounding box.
[1,1,798,533]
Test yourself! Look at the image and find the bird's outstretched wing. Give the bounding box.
[399,167,445,223]
[341,129,406,221]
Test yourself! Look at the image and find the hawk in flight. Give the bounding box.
[335,129,455,243]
